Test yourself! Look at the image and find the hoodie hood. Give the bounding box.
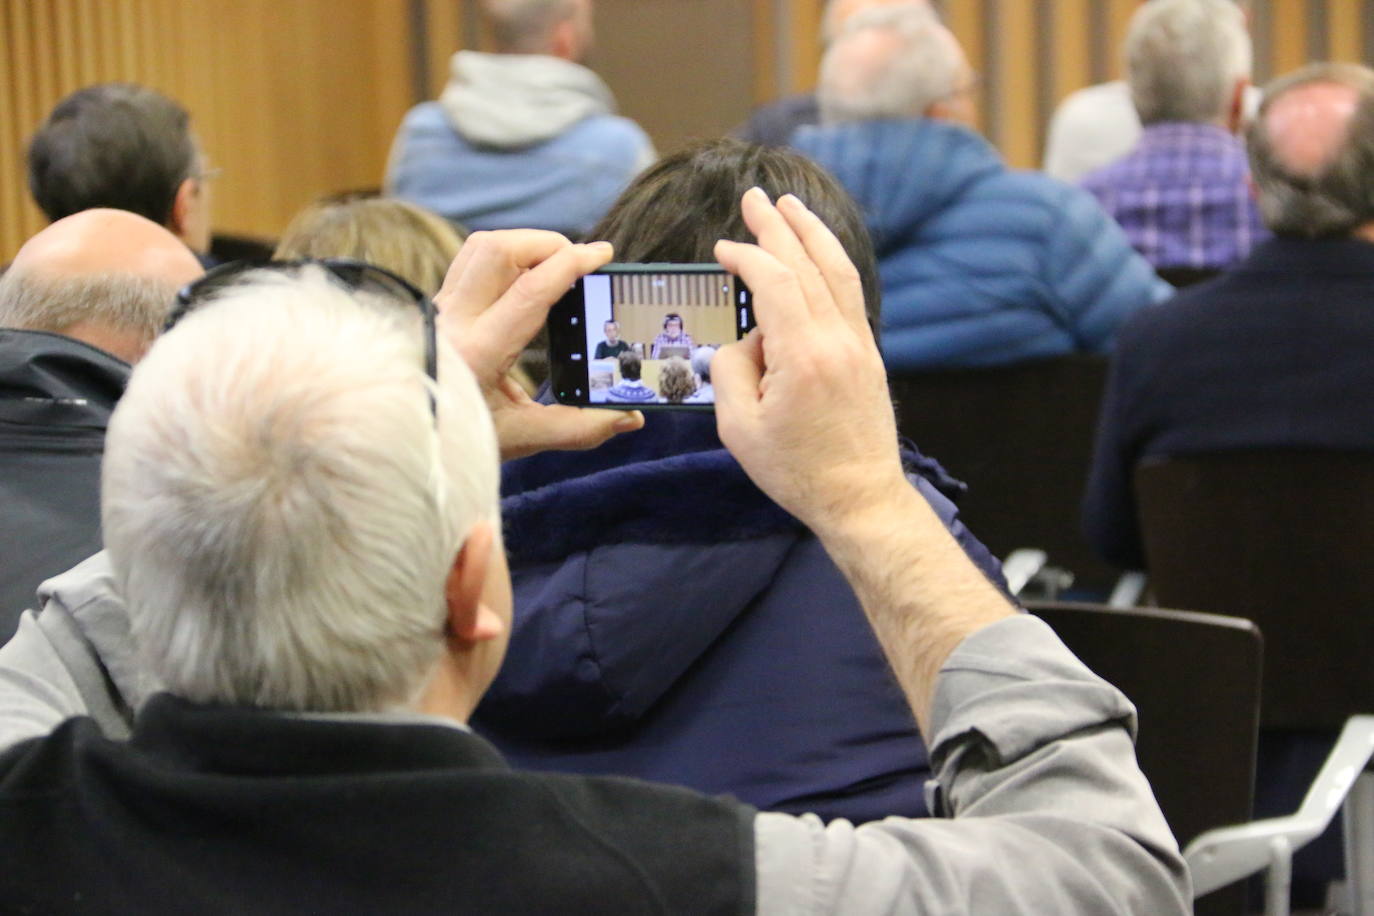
[790,119,1003,258]
[480,412,968,741]
[440,50,618,148]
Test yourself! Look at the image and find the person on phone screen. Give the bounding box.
[605,350,656,403]
[650,313,693,358]
[594,320,629,359]
[684,346,716,404]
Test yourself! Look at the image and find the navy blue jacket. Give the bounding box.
[473,413,1006,824]
[791,120,1172,370]
[1083,236,1374,569]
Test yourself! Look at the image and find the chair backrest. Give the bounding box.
[1027,601,1262,848]
[1134,450,1374,729]
[888,355,1116,590]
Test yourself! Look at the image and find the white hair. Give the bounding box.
[690,345,715,382]
[483,0,578,53]
[0,267,176,343]
[1126,0,1252,125]
[101,267,500,713]
[819,4,958,124]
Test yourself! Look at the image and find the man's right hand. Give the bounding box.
[712,188,907,538]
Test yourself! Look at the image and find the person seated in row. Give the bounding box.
[685,345,716,404]
[657,356,695,403]
[0,191,532,751]
[650,311,693,358]
[274,194,467,296]
[594,319,629,359]
[604,349,656,403]
[0,192,1187,913]
[486,137,1006,825]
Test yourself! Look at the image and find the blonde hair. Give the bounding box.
[275,197,465,296]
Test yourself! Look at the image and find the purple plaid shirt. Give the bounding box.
[1080,122,1269,271]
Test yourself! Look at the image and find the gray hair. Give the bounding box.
[1247,63,1374,238]
[819,4,957,124]
[0,267,177,344]
[483,0,578,53]
[820,0,935,46]
[1126,0,1252,125]
[102,267,500,713]
[690,345,715,382]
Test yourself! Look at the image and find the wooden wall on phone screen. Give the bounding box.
[3,0,1371,262]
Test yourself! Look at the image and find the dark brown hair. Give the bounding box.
[588,138,881,334]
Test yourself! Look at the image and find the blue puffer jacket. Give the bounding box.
[472,413,1008,824]
[791,120,1172,370]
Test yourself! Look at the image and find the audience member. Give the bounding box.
[1083,62,1374,570]
[1044,0,1260,182]
[656,356,694,403]
[0,199,1188,914]
[604,349,655,403]
[685,344,716,403]
[0,210,203,642]
[1080,0,1266,279]
[649,312,693,358]
[275,195,466,296]
[593,319,628,359]
[27,83,216,259]
[483,138,1002,824]
[386,0,654,238]
[793,5,1170,370]
[734,0,931,147]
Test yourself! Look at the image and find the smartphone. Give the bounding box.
[546,263,754,409]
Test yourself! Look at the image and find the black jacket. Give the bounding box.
[0,693,755,914]
[0,330,127,640]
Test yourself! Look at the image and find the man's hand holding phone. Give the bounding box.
[434,229,645,460]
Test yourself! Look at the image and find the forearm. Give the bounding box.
[813,484,1016,735]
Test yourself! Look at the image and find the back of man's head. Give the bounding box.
[0,209,204,363]
[820,0,933,45]
[483,0,591,58]
[818,4,963,125]
[1126,0,1251,126]
[28,84,197,230]
[1247,62,1374,238]
[101,268,500,713]
[618,349,642,381]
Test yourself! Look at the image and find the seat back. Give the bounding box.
[888,356,1115,589]
[1028,601,1262,916]
[1134,450,1374,729]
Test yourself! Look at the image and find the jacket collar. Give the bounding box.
[1235,235,1374,276]
[130,692,508,776]
[0,329,129,429]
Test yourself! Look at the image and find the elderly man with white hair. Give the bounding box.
[791,4,1170,370]
[386,0,653,238]
[0,196,1188,913]
[1080,0,1267,279]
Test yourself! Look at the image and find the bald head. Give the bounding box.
[819,4,971,126]
[822,0,932,44]
[0,209,203,362]
[1247,63,1374,238]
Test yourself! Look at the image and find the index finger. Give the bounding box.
[435,229,574,318]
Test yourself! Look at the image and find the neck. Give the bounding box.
[412,653,481,723]
[55,321,147,364]
[1354,223,1374,244]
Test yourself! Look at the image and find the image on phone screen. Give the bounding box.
[547,264,753,409]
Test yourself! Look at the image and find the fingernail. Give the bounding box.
[588,241,613,252]
[613,412,643,431]
[745,186,771,203]
[779,193,804,209]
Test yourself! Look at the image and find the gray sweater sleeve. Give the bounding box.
[754,614,1191,915]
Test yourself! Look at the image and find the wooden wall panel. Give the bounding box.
[4,0,1373,260]
[0,0,414,261]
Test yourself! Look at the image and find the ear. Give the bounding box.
[169,176,196,238]
[549,19,576,60]
[444,521,504,645]
[1227,78,1250,134]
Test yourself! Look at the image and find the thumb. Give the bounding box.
[712,332,764,447]
[494,405,644,461]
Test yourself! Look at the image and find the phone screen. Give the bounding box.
[547,264,753,409]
